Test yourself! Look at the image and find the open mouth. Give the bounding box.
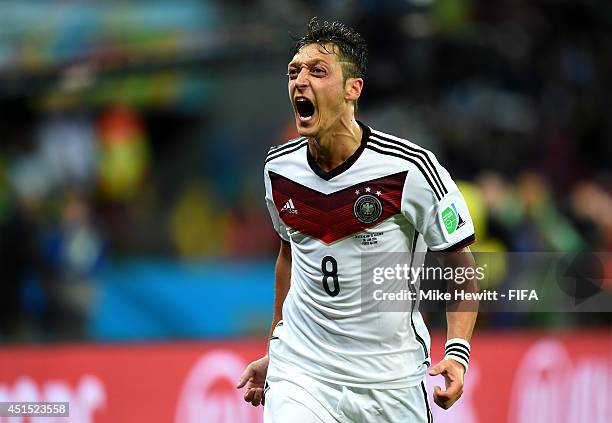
[295,97,315,120]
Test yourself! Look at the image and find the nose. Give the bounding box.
[295,67,309,88]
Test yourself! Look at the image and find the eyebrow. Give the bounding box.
[287,59,329,68]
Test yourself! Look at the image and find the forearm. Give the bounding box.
[447,310,477,341]
[267,240,292,353]
[443,247,478,342]
[428,247,477,408]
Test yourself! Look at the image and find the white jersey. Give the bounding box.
[263,122,475,389]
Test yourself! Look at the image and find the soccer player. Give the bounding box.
[237,18,478,422]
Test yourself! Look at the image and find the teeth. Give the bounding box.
[294,96,315,119]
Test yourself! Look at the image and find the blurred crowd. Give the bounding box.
[0,0,611,342]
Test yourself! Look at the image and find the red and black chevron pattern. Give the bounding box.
[270,171,408,244]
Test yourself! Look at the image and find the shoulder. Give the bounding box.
[365,126,449,200]
[366,127,438,163]
[264,136,308,167]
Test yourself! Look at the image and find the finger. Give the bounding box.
[428,367,441,376]
[433,386,451,409]
[433,383,463,409]
[237,366,253,388]
[428,361,448,376]
[433,385,449,400]
[435,392,461,409]
[251,388,263,407]
[433,385,453,403]
[443,376,462,398]
[244,388,256,403]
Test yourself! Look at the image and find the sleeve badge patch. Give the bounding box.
[442,203,466,234]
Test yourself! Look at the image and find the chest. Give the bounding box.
[270,171,408,244]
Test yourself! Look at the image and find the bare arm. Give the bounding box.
[268,240,292,349]
[445,246,478,342]
[429,246,478,409]
[237,240,291,406]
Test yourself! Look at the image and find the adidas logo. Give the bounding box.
[280,199,298,214]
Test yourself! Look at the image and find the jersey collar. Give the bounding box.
[306,121,371,181]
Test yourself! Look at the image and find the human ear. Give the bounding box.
[344,78,363,102]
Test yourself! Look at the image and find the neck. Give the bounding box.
[308,116,363,172]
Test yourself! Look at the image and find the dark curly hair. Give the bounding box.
[291,17,368,81]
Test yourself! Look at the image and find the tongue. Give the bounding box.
[296,99,315,118]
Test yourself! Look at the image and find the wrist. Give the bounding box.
[444,338,470,373]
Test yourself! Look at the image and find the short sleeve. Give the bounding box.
[264,168,290,242]
[401,155,475,251]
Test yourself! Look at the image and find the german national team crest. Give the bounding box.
[353,194,383,224]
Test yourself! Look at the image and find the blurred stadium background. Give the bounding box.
[0,0,610,422]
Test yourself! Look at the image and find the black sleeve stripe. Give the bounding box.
[371,131,447,193]
[435,233,476,252]
[268,137,306,154]
[368,139,444,200]
[366,144,443,201]
[370,134,447,197]
[266,137,306,158]
[267,137,307,156]
[265,141,308,164]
